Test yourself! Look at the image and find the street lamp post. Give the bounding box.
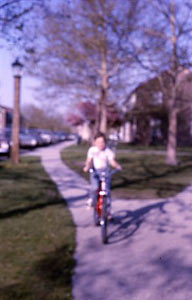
[11,59,23,164]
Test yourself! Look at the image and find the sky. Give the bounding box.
[0,46,69,116]
[0,46,40,109]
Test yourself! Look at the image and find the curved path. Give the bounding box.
[27,141,192,300]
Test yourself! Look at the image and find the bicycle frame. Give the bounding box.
[90,169,111,244]
[96,172,108,215]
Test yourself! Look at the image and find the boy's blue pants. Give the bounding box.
[90,168,111,207]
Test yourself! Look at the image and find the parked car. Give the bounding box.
[19,132,37,148]
[23,129,45,147]
[108,133,119,141]
[0,131,10,156]
[50,131,60,144]
[37,129,52,145]
[58,132,68,141]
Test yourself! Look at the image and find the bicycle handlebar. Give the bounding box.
[89,168,120,176]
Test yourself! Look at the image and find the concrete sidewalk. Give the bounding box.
[28,141,192,300]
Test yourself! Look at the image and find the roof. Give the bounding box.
[0,104,13,112]
[124,68,192,107]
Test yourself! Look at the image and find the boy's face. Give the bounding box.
[95,137,106,151]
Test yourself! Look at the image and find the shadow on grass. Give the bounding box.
[112,175,185,197]
[111,162,192,198]
[0,245,75,300]
[0,170,54,186]
[0,198,66,220]
[0,156,55,186]
[141,160,192,179]
[113,164,192,188]
[34,245,75,285]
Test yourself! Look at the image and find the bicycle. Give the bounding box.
[90,168,118,244]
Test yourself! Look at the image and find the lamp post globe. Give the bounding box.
[12,59,24,77]
[11,58,23,164]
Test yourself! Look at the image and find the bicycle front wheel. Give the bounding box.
[93,196,101,226]
[100,196,108,244]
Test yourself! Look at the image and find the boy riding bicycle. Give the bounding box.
[83,132,122,213]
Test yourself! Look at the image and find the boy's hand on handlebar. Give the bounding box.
[117,165,122,171]
[83,166,89,172]
[115,163,122,171]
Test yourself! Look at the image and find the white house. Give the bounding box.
[0,105,13,131]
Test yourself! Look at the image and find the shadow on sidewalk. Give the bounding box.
[107,201,168,244]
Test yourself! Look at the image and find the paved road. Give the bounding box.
[27,142,192,300]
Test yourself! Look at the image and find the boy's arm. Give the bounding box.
[109,158,122,170]
[83,157,92,172]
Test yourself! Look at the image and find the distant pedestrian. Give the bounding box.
[76,135,81,145]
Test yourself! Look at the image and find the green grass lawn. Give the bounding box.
[0,156,75,300]
[61,143,192,199]
[116,142,192,152]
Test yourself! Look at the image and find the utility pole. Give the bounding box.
[11,59,23,164]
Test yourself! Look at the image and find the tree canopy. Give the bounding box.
[0,0,45,45]
[2,0,192,164]
[25,0,144,133]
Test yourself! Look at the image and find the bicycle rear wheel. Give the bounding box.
[100,196,108,244]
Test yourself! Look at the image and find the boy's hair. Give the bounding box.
[94,132,107,142]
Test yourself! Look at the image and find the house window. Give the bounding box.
[153,92,163,104]
[0,111,4,130]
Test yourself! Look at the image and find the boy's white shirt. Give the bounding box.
[87,146,115,169]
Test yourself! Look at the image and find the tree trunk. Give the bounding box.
[166,1,178,165]
[11,76,21,164]
[137,115,150,146]
[166,106,177,165]
[99,52,108,134]
[99,88,107,134]
[94,98,102,135]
